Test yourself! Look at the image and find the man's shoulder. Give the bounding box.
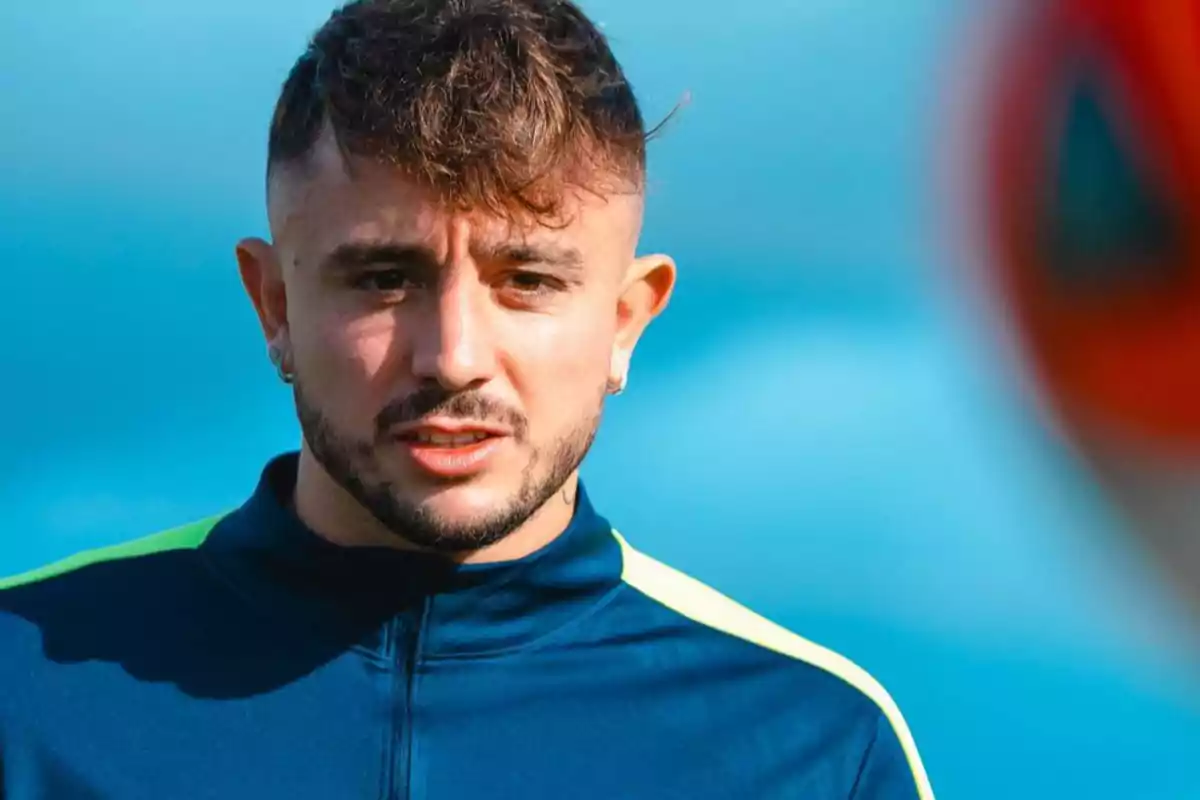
[611,532,899,703]
[0,514,227,652]
[0,514,233,722]
[610,532,935,799]
[0,515,224,596]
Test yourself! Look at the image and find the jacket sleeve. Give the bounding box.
[848,709,932,800]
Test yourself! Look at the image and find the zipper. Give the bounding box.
[393,598,430,800]
[378,618,400,799]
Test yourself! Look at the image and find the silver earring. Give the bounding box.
[268,343,295,385]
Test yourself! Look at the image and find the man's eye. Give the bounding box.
[352,269,415,293]
[505,271,557,295]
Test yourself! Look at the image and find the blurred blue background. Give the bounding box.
[3,0,1200,797]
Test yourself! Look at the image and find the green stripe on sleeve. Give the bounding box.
[0,514,226,591]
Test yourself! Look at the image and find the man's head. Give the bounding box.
[236,0,675,554]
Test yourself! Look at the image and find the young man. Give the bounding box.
[0,2,934,797]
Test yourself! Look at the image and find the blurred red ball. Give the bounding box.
[984,0,1200,451]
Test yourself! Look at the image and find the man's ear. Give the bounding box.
[235,237,289,350]
[610,253,677,386]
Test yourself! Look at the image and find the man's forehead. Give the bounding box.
[267,127,643,255]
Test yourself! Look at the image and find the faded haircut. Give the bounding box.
[267,0,659,221]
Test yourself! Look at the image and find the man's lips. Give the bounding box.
[390,419,512,444]
[389,420,512,478]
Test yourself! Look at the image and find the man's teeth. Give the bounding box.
[414,431,491,446]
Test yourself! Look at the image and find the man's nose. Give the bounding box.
[409,275,498,391]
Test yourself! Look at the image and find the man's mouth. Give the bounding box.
[392,417,510,441]
[403,430,495,447]
[391,422,509,478]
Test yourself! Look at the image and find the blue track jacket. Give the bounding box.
[0,453,933,799]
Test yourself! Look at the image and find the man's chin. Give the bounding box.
[372,480,535,550]
[406,483,515,522]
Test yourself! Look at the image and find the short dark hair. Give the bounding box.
[268,0,653,221]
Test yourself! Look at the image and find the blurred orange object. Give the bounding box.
[984,0,1200,451]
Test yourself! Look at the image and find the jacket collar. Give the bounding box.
[202,452,623,658]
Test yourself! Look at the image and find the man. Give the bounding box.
[0,1,934,797]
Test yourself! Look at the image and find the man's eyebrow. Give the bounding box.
[319,241,438,272]
[488,242,585,271]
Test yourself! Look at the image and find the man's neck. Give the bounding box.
[291,447,578,565]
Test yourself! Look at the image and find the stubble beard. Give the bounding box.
[291,377,604,553]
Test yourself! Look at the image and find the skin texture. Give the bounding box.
[236,127,675,563]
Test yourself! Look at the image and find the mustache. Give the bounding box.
[374,384,528,439]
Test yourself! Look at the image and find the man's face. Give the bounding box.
[238,132,673,552]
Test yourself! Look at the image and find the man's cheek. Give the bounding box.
[349,315,407,379]
[312,314,393,380]
[543,352,609,405]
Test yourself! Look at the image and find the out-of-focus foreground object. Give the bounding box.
[978,0,1200,613]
